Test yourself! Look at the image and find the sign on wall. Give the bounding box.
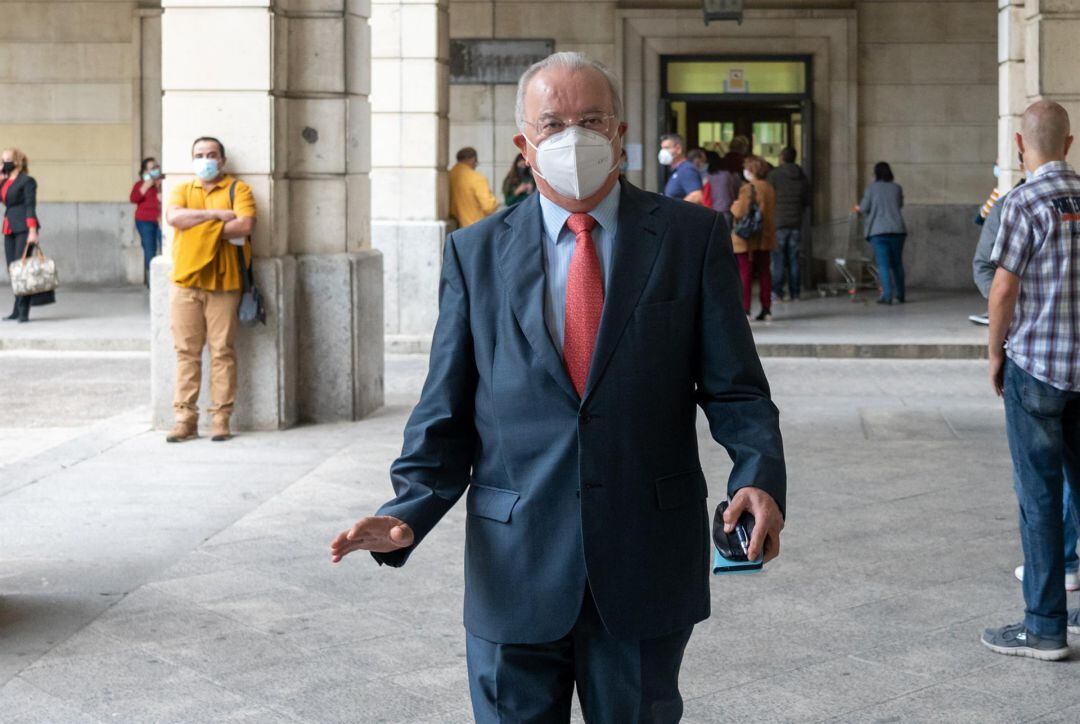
[450,40,556,85]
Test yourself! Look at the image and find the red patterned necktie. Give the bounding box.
[564,212,604,397]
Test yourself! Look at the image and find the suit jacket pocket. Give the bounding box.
[655,469,708,510]
[467,483,520,523]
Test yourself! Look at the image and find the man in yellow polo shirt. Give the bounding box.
[164,136,256,443]
[449,147,499,227]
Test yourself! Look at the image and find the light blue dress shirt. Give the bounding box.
[538,183,621,356]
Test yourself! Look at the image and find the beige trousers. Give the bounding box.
[169,284,241,425]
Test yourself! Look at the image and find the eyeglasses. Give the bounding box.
[522,113,618,140]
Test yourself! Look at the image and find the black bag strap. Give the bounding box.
[228,180,253,293]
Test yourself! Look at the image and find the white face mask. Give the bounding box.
[993,164,1001,179]
[193,157,220,181]
[527,126,617,201]
[743,169,754,182]
[658,148,674,166]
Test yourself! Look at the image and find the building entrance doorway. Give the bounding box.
[659,55,815,287]
[659,55,813,177]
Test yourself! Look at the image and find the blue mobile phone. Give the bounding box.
[711,500,764,574]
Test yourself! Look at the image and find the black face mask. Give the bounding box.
[1,161,15,175]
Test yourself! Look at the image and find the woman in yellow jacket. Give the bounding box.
[730,155,777,321]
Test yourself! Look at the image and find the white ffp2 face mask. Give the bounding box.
[527,126,617,201]
[658,148,674,166]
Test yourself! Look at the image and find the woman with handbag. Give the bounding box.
[2,147,54,323]
[730,155,777,321]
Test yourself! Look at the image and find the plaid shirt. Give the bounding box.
[991,161,1080,391]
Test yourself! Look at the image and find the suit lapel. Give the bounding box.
[5,173,26,204]
[583,181,666,403]
[497,194,581,404]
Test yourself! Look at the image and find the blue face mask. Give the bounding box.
[193,157,220,181]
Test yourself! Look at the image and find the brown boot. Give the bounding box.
[166,420,198,443]
[210,416,231,442]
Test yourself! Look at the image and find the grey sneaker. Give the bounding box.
[982,623,1069,661]
[1069,609,1080,635]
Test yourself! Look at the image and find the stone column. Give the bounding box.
[1000,0,1080,187]
[998,0,1026,188]
[152,0,383,431]
[370,0,450,353]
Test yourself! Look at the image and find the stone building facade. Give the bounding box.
[1,0,1077,424]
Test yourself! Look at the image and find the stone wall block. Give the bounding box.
[371,112,403,167]
[401,5,440,59]
[371,58,402,112]
[346,13,373,96]
[371,4,402,59]
[296,251,385,421]
[287,98,348,175]
[161,93,274,175]
[346,173,372,251]
[162,8,272,91]
[449,85,494,123]
[288,179,349,255]
[347,97,373,174]
[1035,19,1080,96]
[73,203,133,285]
[371,221,400,332]
[288,17,346,93]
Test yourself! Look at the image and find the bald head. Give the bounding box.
[1021,101,1072,157]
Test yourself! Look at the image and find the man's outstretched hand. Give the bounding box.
[722,487,784,563]
[330,515,414,563]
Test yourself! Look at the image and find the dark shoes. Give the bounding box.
[876,297,893,306]
[981,622,1069,661]
[755,309,772,322]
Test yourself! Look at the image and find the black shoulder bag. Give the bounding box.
[229,181,266,327]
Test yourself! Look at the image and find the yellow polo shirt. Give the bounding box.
[169,175,255,291]
[449,162,499,228]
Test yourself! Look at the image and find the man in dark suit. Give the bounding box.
[331,52,786,722]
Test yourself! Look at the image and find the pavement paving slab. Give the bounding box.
[2,349,1078,722]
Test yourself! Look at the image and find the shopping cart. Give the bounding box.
[811,212,880,299]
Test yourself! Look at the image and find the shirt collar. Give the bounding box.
[1032,160,1072,179]
[538,182,621,245]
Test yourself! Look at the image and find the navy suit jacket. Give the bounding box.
[374,180,786,644]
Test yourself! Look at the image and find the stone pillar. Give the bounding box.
[152,0,383,431]
[1000,0,1080,187]
[370,0,450,353]
[998,0,1027,188]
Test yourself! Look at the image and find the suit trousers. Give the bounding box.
[169,284,240,425]
[466,587,693,723]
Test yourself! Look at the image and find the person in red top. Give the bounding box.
[2,147,53,323]
[130,157,163,287]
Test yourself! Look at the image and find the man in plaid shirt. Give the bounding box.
[982,100,1080,661]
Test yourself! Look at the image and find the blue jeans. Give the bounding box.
[771,227,800,298]
[1003,360,1080,638]
[869,233,906,302]
[135,220,161,274]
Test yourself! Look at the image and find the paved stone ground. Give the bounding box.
[2,352,1078,723]
[0,286,988,357]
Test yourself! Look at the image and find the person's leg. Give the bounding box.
[204,290,242,432]
[135,221,156,282]
[1063,397,1080,581]
[869,236,893,301]
[788,228,801,299]
[736,252,752,313]
[1003,360,1071,640]
[3,235,17,320]
[770,244,786,298]
[574,589,693,724]
[756,250,772,312]
[891,234,906,302]
[465,630,575,723]
[1063,481,1079,575]
[169,285,207,430]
